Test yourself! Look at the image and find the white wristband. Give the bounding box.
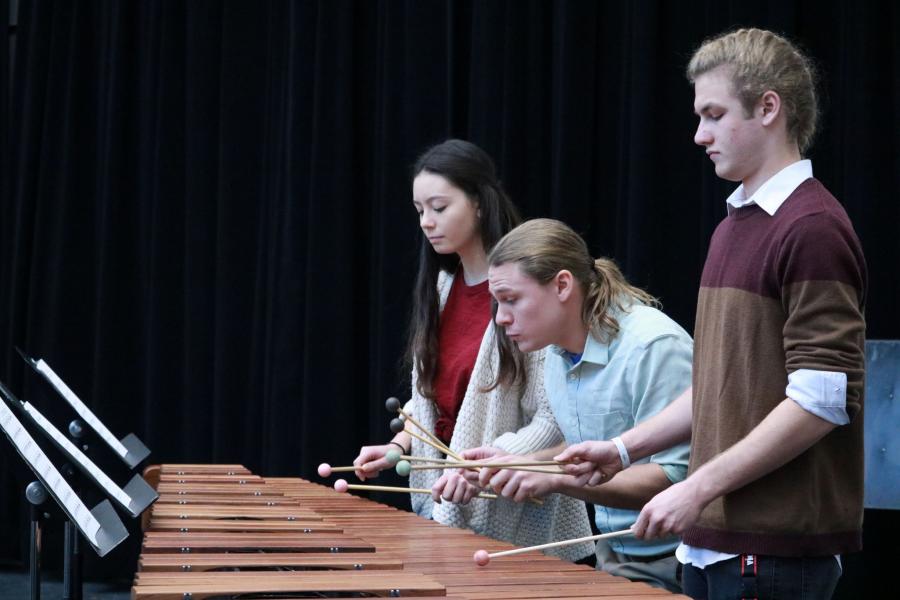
[611,436,631,470]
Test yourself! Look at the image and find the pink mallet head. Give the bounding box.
[333,479,349,493]
[473,549,491,566]
[317,463,332,477]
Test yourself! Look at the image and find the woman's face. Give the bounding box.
[488,262,567,353]
[412,171,481,257]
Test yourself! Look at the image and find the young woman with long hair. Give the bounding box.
[352,141,593,562]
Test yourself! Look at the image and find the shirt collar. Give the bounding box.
[725,159,813,216]
[582,333,610,365]
[551,332,609,366]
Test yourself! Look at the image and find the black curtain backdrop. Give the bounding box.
[2,0,897,594]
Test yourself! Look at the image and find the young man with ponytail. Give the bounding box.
[558,28,867,599]
[464,217,693,593]
[352,140,595,565]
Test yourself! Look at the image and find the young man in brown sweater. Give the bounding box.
[556,28,866,599]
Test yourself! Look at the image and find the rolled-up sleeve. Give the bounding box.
[779,212,867,421]
[786,369,850,425]
[630,334,693,484]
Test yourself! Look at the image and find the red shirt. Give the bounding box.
[433,274,491,444]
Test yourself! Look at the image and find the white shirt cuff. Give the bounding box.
[786,369,850,426]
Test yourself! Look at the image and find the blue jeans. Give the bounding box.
[683,555,840,600]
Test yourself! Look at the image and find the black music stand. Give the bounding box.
[0,382,159,518]
[16,349,150,468]
[0,390,128,600]
[1,380,157,600]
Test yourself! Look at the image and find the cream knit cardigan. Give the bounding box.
[406,271,594,561]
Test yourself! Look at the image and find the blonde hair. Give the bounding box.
[687,28,819,153]
[486,219,657,388]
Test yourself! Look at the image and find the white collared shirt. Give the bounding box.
[679,159,847,570]
[725,159,812,214]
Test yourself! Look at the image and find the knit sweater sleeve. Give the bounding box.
[492,348,564,454]
[777,211,867,420]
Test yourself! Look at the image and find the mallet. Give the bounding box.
[333,478,498,500]
[473,527,634,566]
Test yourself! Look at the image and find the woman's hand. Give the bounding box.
[431,470,482,505]
[352,444,396,481]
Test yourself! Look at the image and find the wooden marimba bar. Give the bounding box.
[133,464,688,598]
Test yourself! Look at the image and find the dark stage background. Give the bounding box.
[1,1,897,596]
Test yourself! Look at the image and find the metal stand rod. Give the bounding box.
[26,481,47,600]
[29,509,41,600]
[62,520,75,600]
[73,528,83,600]
[63,419,85,600]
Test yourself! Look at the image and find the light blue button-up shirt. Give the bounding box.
[545,304,693,557]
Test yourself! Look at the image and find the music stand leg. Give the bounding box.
[62,520,74,600]
[62,422,86,600]
[29,509,41,600]
[26,481,48,600]
[73,531,83,600]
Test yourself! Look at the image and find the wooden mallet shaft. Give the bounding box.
[404,429,459,459]
[343,482,498,500]
[401,454,457,463]
[475,527,634,565]
[408,460,566,472]
[397,408,460,460]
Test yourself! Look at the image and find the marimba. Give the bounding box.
[133,464,688,598]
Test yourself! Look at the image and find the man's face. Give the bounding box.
[693,67,766,183]
[488,262,565,353]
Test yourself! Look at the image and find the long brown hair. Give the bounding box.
[487,219,658,387]
[406,139,521,400]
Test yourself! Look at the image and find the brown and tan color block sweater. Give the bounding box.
[683,178,867,556]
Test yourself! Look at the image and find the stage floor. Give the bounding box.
[0,568,130,600]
